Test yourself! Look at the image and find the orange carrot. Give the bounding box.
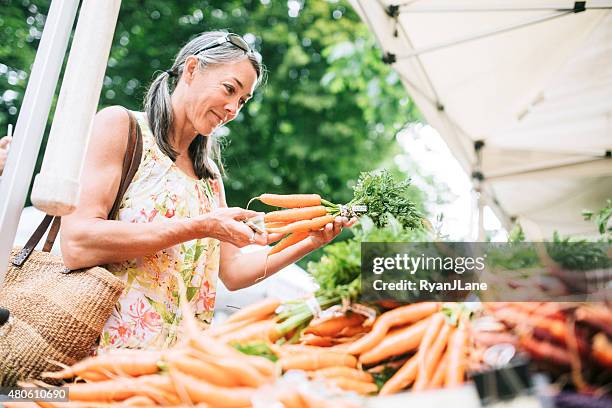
[519,335,571,366]
[592,333,612,368]
[300,333,335,347]
[338,324,369,337]
[265,221,290,229]
[379,355,418,395]
[207,317,257,338]
[348,302,440,355]
[264,206,328,223]
[120,395,157,406]
[218,319,281,344]
[359,317,430,365]
[269,231,310,255]
[266,215,335,234]
[327,377,378,395]
[306,313,365,337]
[445,325,468,387]
[430,351,449,389]
[272,344,333,357]
[167,352,239,387]
[414,322,452,390]
[257,193,321,208]
[190,336,276,378]
[312,366,374,383]
[224,298,281,324]
[280,352,357,371]
[42,350,162,380]
[190,350,270,387]
[169,367,255,408]
[3,403,40,408]
[65,374,174,402]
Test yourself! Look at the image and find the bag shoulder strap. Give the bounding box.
[12,108,143,267]
[109,109,143,221]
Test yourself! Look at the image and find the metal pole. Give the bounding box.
[477,187,486,241]
[31,0,122,215]
[396,10,573,59]
[0,0,80,285]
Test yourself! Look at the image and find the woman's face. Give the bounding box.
[182,57,257,136]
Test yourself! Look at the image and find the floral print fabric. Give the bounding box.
[98,111,221,351]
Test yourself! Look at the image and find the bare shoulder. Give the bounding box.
[90,106,131,157]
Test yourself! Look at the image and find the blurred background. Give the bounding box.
[1,0,514,251]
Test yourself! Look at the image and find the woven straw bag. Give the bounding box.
[0,109,142,386]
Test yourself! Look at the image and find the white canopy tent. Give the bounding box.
[349,0,612,238]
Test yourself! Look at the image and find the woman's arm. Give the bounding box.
[219,224,347,290]
[60,106,263,270]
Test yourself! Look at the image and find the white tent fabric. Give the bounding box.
[349,0,612,238]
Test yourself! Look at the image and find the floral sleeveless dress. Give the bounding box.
[98,111,221,351]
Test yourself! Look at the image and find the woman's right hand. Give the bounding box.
[197,207,268,247]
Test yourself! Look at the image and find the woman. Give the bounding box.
[61,31,352,350]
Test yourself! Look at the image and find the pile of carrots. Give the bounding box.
[343,302,470,395]
[9,331,276,407]
[207,299,473,397]
[6,294,361,408]
[211,298,612,397]
[11,293,610,406]
[477,302,612,394]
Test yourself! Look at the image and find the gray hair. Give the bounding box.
[144,31,265,180]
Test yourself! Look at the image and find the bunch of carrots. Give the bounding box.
[251,170,424,255]
[255,193,339,255]
[478,302,612,394]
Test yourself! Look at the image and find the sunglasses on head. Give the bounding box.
[194,33,251,55]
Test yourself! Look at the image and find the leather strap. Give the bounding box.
[12,109,143,267]
[109,110,143,221]
[42,216,62,253]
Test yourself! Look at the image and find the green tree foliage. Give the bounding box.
[1,0,421,209]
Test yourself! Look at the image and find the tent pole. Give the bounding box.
[31,0,122,215]
[397,10,573,59]
[397,0,612,13]
[0,0,80,285]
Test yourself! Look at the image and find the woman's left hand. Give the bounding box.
[308,216,357,249]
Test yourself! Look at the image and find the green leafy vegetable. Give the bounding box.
[318,170,423,230]
[348,170,422,229]
[583,199,612,236]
